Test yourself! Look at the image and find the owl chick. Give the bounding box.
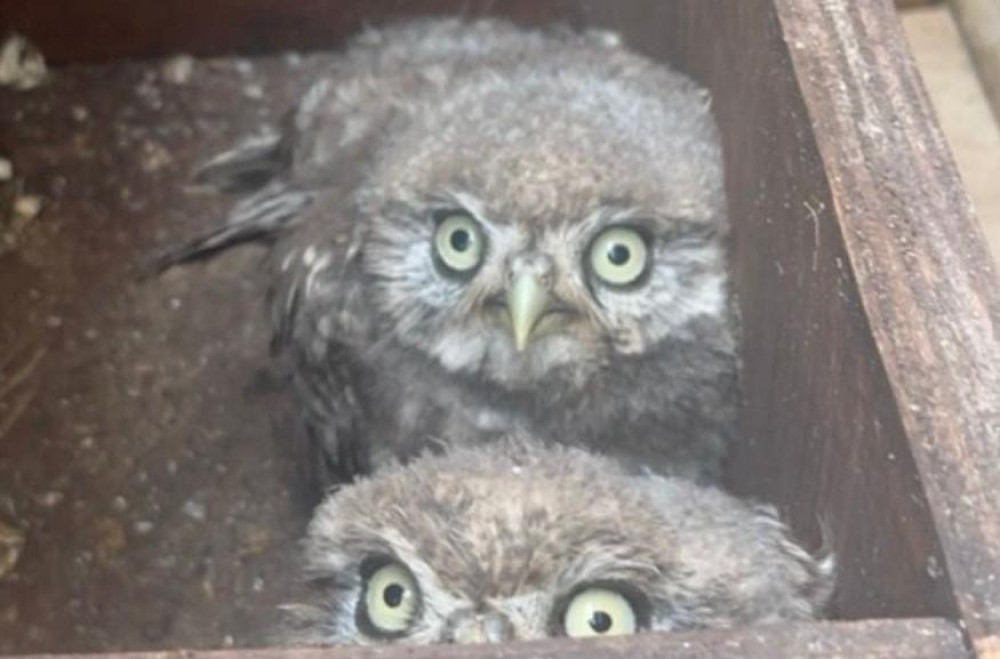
[282,438,832,646]
[159,19,739,485]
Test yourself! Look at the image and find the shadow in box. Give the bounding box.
[0,0,997,657]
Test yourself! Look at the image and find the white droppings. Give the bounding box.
[13,195,42,220]
[234,60,254,77]
[162,54,195,85]
[71,105,90,123]
[134,521,155,535]
[140,141,173,173]
[0,34,46,90]
[243,84,264,100]
[182,500,206,522]
[37,491,64,508]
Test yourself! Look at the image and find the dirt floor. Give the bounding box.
[0,53,340,653]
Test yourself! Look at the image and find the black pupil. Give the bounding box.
[383,584,405,608]
[589,611,613,634]
[450,229,472,252]
[608,243,631,266]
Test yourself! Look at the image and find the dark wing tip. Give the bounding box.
[140,185,315,279]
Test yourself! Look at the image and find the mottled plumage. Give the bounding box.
[283,438,832,646]
[159,19,739,485]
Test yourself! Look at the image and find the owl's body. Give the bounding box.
[285,438,832,645]
[162,19,739,484]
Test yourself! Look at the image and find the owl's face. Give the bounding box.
[285,440,832,646]
[357,59,728,389]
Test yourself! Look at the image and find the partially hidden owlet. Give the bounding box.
[283,438,833,646]
[159,19,739,484]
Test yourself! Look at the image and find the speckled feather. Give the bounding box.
[282,437,833,645]
[158,19,740,485]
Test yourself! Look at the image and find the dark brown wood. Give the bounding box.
[6,620,971,659]
[772,2,1000,657]
[0,0,587,66]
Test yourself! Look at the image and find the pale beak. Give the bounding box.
[507,273,550,352]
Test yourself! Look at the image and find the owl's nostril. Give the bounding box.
[443,609,515,644]
[506,252,556,289]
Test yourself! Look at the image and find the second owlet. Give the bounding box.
[160,19,739,484]
[283,438,832,645]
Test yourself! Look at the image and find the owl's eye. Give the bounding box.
[360,562,420,636]
[434,212,486,275]
[562,588,640,638]
[588,226,649,287]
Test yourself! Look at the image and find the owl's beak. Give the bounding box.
[507,273,550,352]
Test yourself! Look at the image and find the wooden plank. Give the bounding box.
[0,0,584,65]
[5,620,970,659]
[771,1,1000,657]
[949,0,1000,125]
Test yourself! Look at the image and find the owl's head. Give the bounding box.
[348,27,728,389]
[283,439,832,646]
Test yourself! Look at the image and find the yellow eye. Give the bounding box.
[364,563,419,635]
[589,227,649,286]
[563,588,639,639]
[434,213,485,274]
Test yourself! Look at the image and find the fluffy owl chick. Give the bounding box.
[282,439,833,646]
[160,19,738,484]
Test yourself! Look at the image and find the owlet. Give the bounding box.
[283,437,832,645]
[159,19,739,485]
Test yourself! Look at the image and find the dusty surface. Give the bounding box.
[902,6,1000,261]
[0,53,337,653]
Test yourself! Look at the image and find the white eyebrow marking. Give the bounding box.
[443,190,496,226]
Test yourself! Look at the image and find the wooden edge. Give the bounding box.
[774,0,1000,654]
[0,0,580,65]
[948,0,1000,125]
[1,620,969,659]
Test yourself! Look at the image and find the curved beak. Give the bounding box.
[507,273,550,352]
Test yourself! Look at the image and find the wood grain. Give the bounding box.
[774,0,1000,655]
[7,620,970,659]
[0,0,584,65]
